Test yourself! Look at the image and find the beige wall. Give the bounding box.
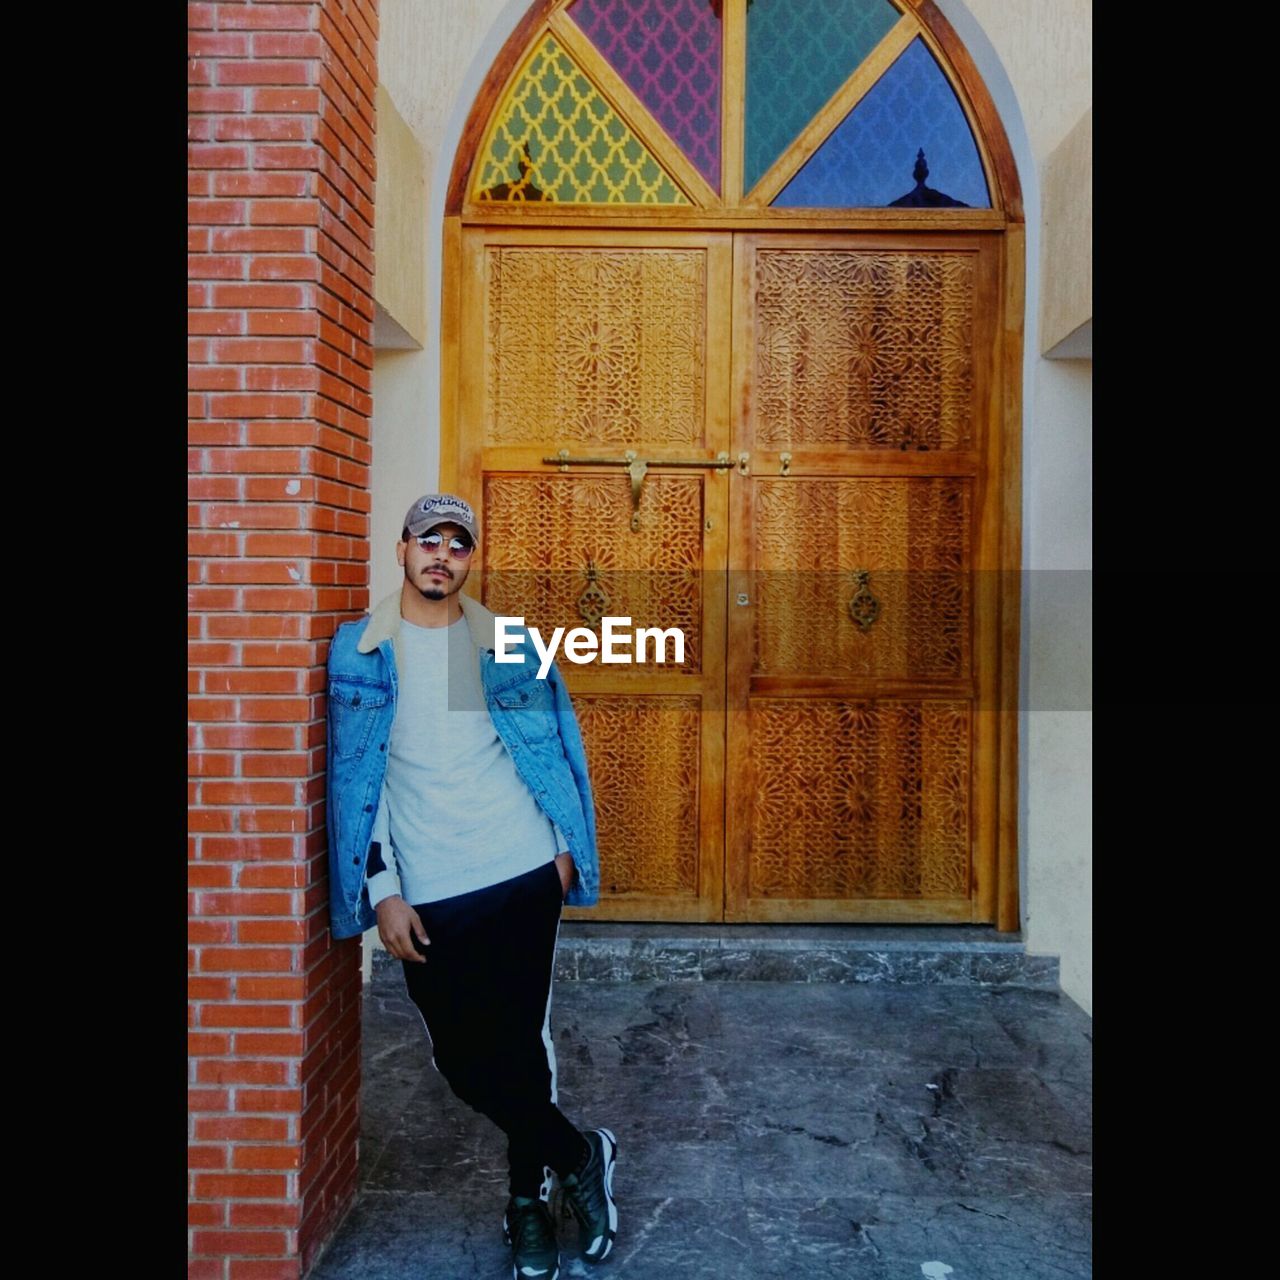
[367,0,1093,1015]
[1041,108,1092,357]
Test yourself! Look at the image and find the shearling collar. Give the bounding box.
[355,588,503,655]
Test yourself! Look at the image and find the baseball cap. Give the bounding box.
[402,493,480,543]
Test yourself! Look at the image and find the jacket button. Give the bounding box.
[520,692,529,703]
[364,804,372,813]
[379,743,386,751]
[352,857,360,865]
[352,694,361,706]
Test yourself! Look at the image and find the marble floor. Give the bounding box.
[308,960,1092,1280]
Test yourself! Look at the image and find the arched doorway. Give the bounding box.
[439,0,1023,928]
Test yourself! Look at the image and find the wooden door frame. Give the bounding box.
[437,0,1025,932]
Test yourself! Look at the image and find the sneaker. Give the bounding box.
[502,1194,560,1280]
[559,1127,618,1263]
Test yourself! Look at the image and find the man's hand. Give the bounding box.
[375,895,430,962]
[554,851,575,900]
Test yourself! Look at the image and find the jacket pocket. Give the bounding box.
[328,680,390,761]
[492,680,557,743]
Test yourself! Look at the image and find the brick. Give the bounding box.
[253,144,321,171]
[209,394,310,419]
[220,5,314,31]
[188,808,236,833]
[189,366,241,392]
[245,367,319,394]
[206,615,304,639]
[189,920,234,946]
[190,1230,289,1256]
[241,752,309,778]
[189,142,251,170]
[253,86,321,111]
[189,87,244,113]
[199,945,297,974]
[213,228,310,254]
[235,978,306,1002]
[199,1007,294,1032]
[189,1031,232,1056]
[205,670,304,695]
[247,257,319,283]
[213,283,310,310]
[204,504,303,530]
[191,1172,289,1200]
[187,698,237,722]
[189,310,245,336]
[247,312,319,337]
[188,976,233,1001]
[187,1144,229,1169]
[227,1203,300,1229]
[188,752,235,777]
[203,724,297,749]
[188,254,246,281]
[199,891,295,917]
[237,866,307,891]
[237,919,308,944]
[217,61,311,87]
[195,1060,294,1089]
[216,116,310,143]
[189,199,246,226]
[188,476,241,501]
[249,201,320,227]
[188,32,250,58]
[189,1201,226,1228]
[201,780,298,806]
[205,448,305,474]
[242,588,313,612]
[188,422,240,446]
[230,1142,300,1169]
[213,339,312,363]
[215,173,310,200]
[199,835,299,860]
[228,1260,304,1280]
[252,33,324,58]
[188,1087,230,1112]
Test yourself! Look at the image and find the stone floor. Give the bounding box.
[309,947,1092,1280]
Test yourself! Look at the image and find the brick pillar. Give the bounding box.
[188,1,377,1274]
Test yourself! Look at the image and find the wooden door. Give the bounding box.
[457,226,733,922]
[458,225,1001,925]
[725,231,1002,922]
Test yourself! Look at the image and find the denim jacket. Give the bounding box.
[326,590,601,940]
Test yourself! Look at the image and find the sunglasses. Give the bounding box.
[414,530,475,560]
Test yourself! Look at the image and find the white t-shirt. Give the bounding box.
[364,614,564,907]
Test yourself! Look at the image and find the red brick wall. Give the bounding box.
[188,2,378,1274]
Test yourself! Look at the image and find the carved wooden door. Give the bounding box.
[458,227,733,921]
[459,226,1000,925]
[725,232,1002,921]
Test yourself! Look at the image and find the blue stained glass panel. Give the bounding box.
[744,0,901,193]
[774,37,990,208]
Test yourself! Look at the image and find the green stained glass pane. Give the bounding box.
[745,0,901,192]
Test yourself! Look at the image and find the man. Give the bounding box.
[325,492,619,1278]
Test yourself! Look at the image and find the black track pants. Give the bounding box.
[401,858,589,1198]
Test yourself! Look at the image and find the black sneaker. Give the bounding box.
[559,1128,618,1263]
[502,1194,560,1280]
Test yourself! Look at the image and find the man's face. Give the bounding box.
[398,521,474,602]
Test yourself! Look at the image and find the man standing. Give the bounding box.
[326,493,619,1278]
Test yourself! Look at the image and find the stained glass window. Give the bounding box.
[473,33,690,204]
[773,37,990,208]
[744,0,901,193]
[569,0,723,191]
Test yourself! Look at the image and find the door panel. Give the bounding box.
[726,232,999,923]
[461,227,731,922]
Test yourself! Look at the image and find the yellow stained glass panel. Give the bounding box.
[472,33,691,205]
